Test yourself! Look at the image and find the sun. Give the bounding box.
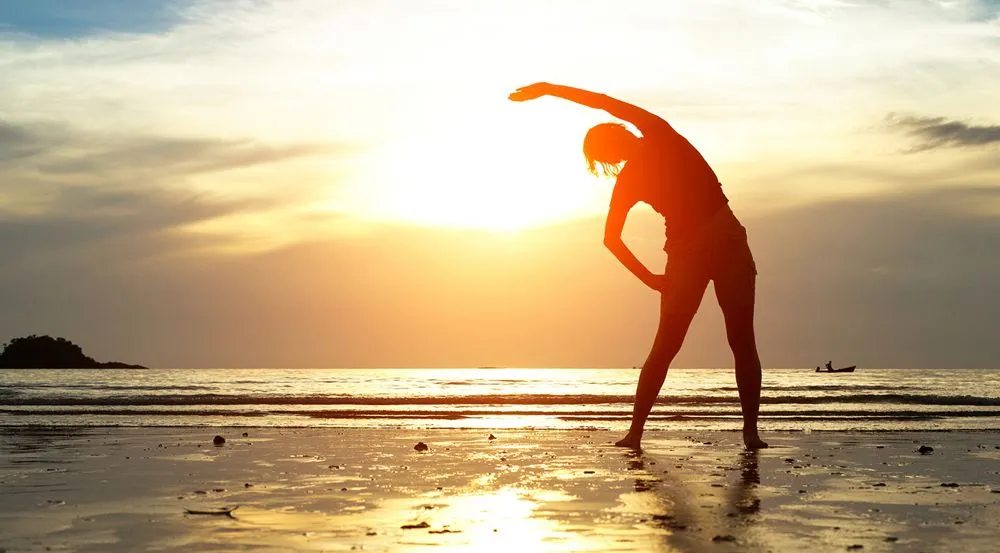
[343,102,611,232]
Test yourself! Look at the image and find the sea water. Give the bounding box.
[2,368,999,432]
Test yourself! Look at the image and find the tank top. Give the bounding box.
[616,132,728,245]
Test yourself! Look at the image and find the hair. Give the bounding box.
[583,122,633,177]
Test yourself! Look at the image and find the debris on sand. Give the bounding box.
[414,442,429,452]
[185,506,238,517]
[242,432,249,438]
[941,482,960,488]
[213,435,226,446]
[918,445,934,454]
[429,528,462,534]
[401,521,430,529]
[488,434,497,440]
[712,534,737,542]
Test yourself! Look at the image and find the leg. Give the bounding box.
[713,251,767,450]
[616,260,709,448]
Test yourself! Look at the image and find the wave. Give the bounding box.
[4,408,1000,421]
[719,385,917,392]
[3,393,1000,407]
[8,384,214,391]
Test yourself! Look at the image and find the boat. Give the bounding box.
[815,365,856,373]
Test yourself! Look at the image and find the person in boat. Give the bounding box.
[825,361,833,371]
[509,82,767,450]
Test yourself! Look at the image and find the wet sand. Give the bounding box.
[1,428,999,552]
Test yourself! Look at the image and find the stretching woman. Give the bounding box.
[509,82,767,450]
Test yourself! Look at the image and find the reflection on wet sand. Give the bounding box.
[3,428,1000,552]
[620,447,762,550]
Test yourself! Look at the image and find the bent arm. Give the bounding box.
[547,84,675,138]
[604,187,660,291]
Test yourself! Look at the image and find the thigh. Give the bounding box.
[712,242,757,346]
[654,256,711,346]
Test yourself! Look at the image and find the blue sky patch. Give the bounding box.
[0,0,184,38]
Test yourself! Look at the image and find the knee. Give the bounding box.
[728,339,760,367]
[649,333,684,365]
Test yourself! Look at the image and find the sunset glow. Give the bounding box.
[3,0,1000,368]
[342,104,610,231]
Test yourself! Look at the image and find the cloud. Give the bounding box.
[0,185,260,270]
[0,120,341,181]
[0,118,353,259]
[887,113,1000,151]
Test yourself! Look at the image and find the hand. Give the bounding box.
[508,82,550,102]
[645,273,668,292]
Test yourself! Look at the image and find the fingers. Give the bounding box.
[508,88,533,101]
[508,82,548,101]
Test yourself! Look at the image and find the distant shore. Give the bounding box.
[12,363,148,369]
[0,335,147,369]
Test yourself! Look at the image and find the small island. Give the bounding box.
[0,335,147,369]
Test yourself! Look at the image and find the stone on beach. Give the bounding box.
[488,434,497,440]
[213,435,226,446]
[185,505,238,517]
[401,521,430,529]
[918,445,934,454]
[414,442,429,452]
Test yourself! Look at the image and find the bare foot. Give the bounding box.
[614,433,642,449]
[743,429,768,450]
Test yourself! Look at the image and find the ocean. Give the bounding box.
[2,368,999,432]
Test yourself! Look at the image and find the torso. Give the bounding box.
[616,132,728,241]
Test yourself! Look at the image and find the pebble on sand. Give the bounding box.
[414,442,429,452]
[213,436,226,446]
[241,432,249,438]
[918,445,934,454]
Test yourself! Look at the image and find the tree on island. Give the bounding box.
[0,335,147,369]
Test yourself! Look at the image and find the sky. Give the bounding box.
[1,0,999,368]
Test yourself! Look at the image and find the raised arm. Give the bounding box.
[509,82,675,138]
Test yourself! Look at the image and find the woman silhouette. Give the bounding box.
[510,83,767,449]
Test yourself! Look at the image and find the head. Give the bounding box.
[583,122,641,177]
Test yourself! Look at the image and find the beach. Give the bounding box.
[3,427,1000,552]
